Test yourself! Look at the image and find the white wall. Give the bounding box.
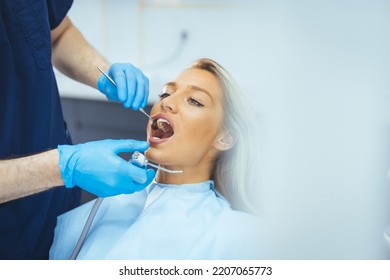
[57,0,390,259]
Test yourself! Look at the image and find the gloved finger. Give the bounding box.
[110,66,127,103]
[110,139,149,154]
[97,74,106,92]
[131,168,156,192]
[132,68,149,110]
[146,168,156,184]
[123,67,137,109]
[127,164,149,184]
[97,75,118,102]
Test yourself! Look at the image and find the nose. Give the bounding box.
[160,94,178,113]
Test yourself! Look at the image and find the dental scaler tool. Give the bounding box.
[96,66,153,121]
[131,152,183,174]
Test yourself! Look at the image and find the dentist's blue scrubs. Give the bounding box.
[0,0,80,259]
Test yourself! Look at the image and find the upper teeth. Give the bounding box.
[156,118,170,131]
[157,118,170,125]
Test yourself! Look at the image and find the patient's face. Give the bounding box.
[146,68,224,171]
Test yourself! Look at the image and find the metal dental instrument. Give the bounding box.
[96,66,116,86]
[132,151,183,174]
[97,67,179,173]
[138,107,154,121]
[96,66,154,121]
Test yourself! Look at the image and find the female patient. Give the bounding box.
[50,58,262,259]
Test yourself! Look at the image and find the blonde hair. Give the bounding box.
[190,58,258,214]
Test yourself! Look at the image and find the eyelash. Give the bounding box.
[158,93,204,107]
[188,98,204,107]
[158,92,170,99]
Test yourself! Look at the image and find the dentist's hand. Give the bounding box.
[97,63,149,110]
[58,139,155,197]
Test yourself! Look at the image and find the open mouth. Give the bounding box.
[151,117,174,140]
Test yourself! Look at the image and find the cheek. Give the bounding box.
[179,111,222,146]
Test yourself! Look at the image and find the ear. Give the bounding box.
[213,130,235,151]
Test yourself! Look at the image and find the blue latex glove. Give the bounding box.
[58,139,155,197]
[97,63,149,109]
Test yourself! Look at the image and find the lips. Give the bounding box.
[148,114,174,144]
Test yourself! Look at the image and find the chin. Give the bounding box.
[146,145,189,169]
[145,146,169,165]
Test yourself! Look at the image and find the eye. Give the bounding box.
[187,97,204,107]
[158,92,171,99]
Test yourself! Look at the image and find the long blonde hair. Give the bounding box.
[190,58,258,214]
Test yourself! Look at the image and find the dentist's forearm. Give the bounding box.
[0,150,63,203]
[51,16,110,89]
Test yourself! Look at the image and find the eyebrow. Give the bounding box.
[164,82,213,100]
